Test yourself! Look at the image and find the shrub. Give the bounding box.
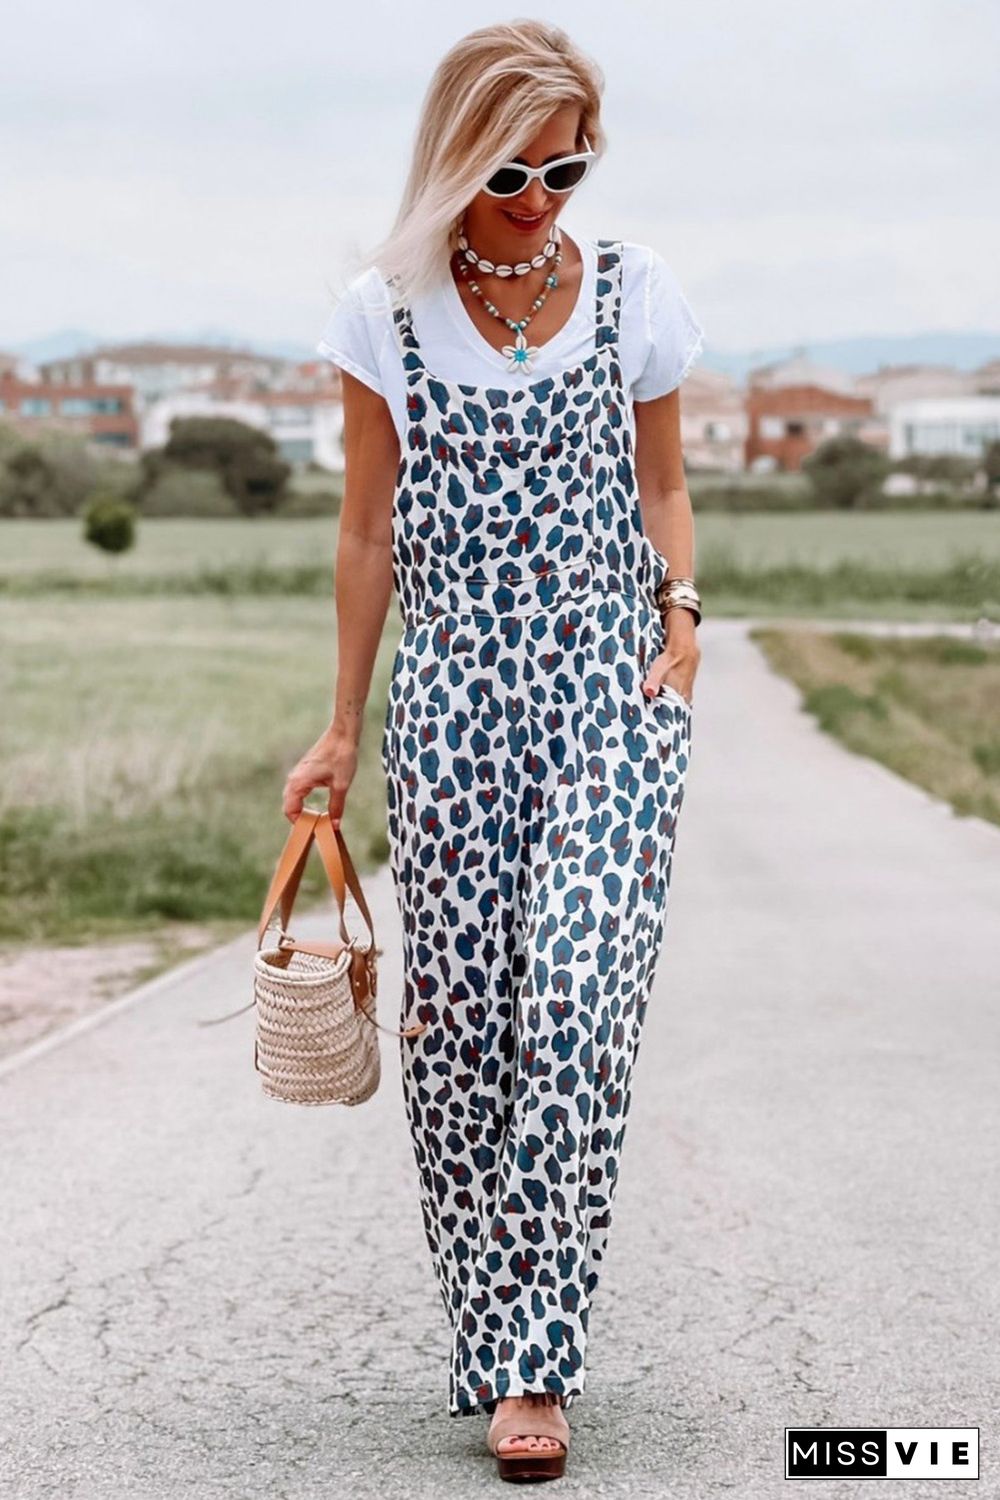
[140,466,237,517]
[83,492,137,558]
[0,420,24,463]
[0,443,54,517]
[232,446,293,515]
[153,415,292,515]
[277,486,341,517]
[985,439,1000,494]
[802,435,891,509]
[0,428,132,517]
[691,481,814,512]
[0,433,96,516]
[893,452,979,487]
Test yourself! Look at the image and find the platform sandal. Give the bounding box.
[487,1392,570,1482]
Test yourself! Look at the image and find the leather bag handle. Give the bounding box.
[199,809,427,1039]
[256,809,375,954]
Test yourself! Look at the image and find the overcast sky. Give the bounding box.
[3,0,998,356]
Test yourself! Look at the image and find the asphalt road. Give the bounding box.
[2,617,998,1500]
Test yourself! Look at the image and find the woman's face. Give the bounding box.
[463,104,585,254]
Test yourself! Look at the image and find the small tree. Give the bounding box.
[83,491,137,570]
[802,435,891,509]
[140,466,237,517]
[0,429,107,517]
[893,451,978,488]
[157,415,291,515]
[984,439,1000,495]
[0,420,24,463]
[0,443,53,517]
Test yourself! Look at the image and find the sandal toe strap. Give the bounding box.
[488,1410,569,1456]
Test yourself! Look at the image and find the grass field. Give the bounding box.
[2,512,998,961]
[0,593,397,946]
[4,513,997,621]
[3,510,1000,575]
[0,516,341,578]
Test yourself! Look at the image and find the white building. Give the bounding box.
[856,363,972,414]
[888,396,1000,460]
[41,343,292,412]
[673,367,747,473]
[141,389,344,471]
[259,392,344,470]
[141,391,269,450]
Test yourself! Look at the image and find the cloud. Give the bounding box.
[3,0,998,346]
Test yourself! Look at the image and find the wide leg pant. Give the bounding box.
[382,594,692,1417]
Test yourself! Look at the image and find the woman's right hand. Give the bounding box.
[282,728,358,828]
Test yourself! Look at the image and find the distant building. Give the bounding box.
[274,359,342,396]
[141,391,271,452]
[856,363,973,414]
[258,390,344,469]
[745,384,878,472]
[0,350,38,382]
[142,387,344,471]
[39,343,292,412]
[888,396,1000,460]
[973,359,1000,396]
[748,353,858,396]
[0,372,138,448]
[677,368,747,473]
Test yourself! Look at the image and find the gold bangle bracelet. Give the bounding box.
[656,577,699,599]
[659,599,702,627]
[656,588,701,611]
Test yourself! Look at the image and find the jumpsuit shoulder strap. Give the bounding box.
[386,274,427,377]
[592,238,625,348]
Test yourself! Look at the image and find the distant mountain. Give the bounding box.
[9,329,104,364]
[153,328,316,361]
[10,326,1000,379]
[9,328,315,365]
[702,331,1000,383]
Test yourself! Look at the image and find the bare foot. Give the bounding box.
[492,1392,569,1456]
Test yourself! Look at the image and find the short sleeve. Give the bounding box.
[632,248,705,402]
[316,270,390,398]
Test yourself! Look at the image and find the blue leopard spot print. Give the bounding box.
[381,241,693,1419]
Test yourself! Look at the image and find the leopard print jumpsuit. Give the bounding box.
[379,240,693,1417]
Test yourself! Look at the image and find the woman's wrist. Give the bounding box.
[325,713,363,749]
[663,604,699,636]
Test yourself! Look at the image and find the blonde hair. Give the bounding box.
[353,20,605,309]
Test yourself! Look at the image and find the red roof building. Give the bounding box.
[745,383,877,472]
[0,373,139,448]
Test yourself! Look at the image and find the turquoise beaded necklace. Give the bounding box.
[453,220,563,375]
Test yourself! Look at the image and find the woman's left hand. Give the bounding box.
[641,609,701,707]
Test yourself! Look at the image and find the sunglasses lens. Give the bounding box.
[484,166,529,197]
[544,159,589,193]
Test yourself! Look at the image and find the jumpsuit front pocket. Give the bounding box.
[657,681,693,712]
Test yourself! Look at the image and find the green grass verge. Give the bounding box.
[751,627,1000,827]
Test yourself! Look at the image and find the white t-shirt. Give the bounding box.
[316,233,705,444]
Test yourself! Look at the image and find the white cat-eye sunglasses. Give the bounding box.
[481,135,597,198]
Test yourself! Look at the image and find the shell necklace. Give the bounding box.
[453,226,563,374]
[456,220,561,277]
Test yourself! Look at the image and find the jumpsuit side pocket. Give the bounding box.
[637,622,694,720]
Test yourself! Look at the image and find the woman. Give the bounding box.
[285,19,704,1483]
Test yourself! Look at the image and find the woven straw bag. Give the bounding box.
[202,809,425,1105]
